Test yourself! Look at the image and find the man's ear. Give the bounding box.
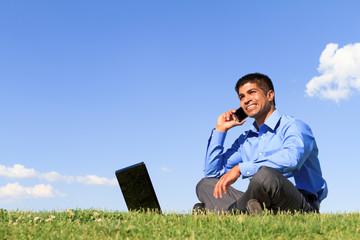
[267,90,274,102]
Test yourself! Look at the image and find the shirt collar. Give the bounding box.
[250,109,282,132]
[264,109,281,131]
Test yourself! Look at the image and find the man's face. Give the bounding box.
[238,82,274,122]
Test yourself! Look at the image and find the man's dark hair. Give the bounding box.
[235,73,275,106]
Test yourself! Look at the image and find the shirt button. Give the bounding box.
[247,171,250,175]
[260,136,264,139]
[259,152,263,156]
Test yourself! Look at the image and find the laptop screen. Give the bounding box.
[115,162,161,212]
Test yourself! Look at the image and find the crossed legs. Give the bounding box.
[196,167,314,213]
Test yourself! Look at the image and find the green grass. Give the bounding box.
[1,208,360,239]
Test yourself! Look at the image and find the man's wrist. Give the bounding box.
[215,126,228,132]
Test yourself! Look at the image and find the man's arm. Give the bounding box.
[204,109,245,177]
[239,119,316,178]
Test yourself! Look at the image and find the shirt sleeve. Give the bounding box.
[203,129,244,178]
[239,119,315,178]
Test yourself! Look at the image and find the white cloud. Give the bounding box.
[0,164,118,203]
[161,167,172,173]
[305,43,360,103]
[39,171,75,184]
[0,164,37,178]
[76,175,117,186]
[0,164,116,186]
[0,182,66,203]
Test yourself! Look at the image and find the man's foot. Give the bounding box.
[246,199,263,215]
[192,203,206,215]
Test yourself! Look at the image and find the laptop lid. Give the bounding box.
[115,162,161,212]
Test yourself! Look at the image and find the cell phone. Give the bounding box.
[234,107,247,122]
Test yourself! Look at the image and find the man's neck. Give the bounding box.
[255,107,276,129]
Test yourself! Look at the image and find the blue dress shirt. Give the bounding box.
[204,110,328,202]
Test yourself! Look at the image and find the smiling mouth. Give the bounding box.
[246,104,257,110]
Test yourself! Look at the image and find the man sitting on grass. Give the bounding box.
[194,73,327,214]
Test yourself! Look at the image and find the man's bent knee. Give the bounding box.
[250,166,283,190]
[196,178,219,196]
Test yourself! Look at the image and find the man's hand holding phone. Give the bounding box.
[215,108,247,133]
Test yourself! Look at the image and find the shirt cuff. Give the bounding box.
[210,129,227,146]
[239,161,259,178]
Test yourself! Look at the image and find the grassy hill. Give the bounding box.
[1,209,359,239]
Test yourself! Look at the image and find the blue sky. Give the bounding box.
[1,1,360,213]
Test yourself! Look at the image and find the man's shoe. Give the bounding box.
[246,199,263,215]
[192,203,206,215]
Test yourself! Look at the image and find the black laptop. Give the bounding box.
[115,162,161,213]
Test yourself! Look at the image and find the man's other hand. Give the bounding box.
[215,109,245,132]
[213,165,241,199]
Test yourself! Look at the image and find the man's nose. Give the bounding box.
[243,95,251,105]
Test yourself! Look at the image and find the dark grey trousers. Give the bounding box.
[196,166,318,213]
